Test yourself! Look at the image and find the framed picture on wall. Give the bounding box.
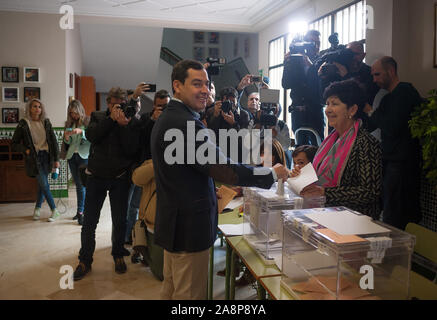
[208,47,219,59]
[209,32,219,44]
[434,4,437,68]
[2,108,19,124]
[2,67,19,83]
[194,32,205,44]
[24,87,41,102]
[24,67,40,82]
[193,47,205,62]
[2,87,19,102]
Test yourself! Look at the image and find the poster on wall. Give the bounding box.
[2,67,19,83]
[194,32,205,44]
[209,32,219,44]
[24,67,40,82]
[193,47,205,62]
[24,87,41,102]
[2,108,19,124]
[2,87,19,102]
[208,47,219,59]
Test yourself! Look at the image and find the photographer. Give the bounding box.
[282,30,325,146]
[73,86,141,281]
[251,96,291,152]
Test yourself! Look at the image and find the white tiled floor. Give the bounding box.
[0,186,256,300]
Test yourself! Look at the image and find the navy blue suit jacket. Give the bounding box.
[151,100,275,253]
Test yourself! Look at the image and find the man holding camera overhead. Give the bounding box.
[73,85,142,281]
[282,30,325,146]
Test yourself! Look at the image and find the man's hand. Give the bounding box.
[111,105,131,126]
[237,74,252,91]
[333,62,348,77]
[133,83,150,100]
[300,184,325,197]
[213,101,222,117]
[221,110,235,126]
[25,149,30,156]
[273,163,289,181]
[151,107,163,121]
[364,103,373,115]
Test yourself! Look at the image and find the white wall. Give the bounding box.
[66,24,83,100]
[79,23,163,93]
[221,32,259,75]
[0,11,67,127]
[156,58,174,95]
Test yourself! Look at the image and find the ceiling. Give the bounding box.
[0,0,311,32]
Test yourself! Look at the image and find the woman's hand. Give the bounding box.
[72,128,82,135]
[300,184,325,197]
[289,166,301,178]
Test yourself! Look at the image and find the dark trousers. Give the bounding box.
[78,174,131,265]
[382,161,422,230]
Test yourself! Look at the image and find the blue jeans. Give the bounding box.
[125,184,142,242]
[79,174,130,265]
[68,153,88,214]
[35,151,56,210]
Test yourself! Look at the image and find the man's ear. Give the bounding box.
[173,80,182,95]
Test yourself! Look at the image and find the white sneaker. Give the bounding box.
[33,208,40,220]
[48,209,60,222]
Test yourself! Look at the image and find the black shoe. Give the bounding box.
[114,257,127,274]
[121,247,130,256]
[78,214,84,225]
[73,262,91,281]
[73,213,80,220]
[131,251,141,264]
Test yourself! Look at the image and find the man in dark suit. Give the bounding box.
[151,60,289,300]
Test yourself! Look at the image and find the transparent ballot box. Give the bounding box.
[280,207,416,300]
[242,183,325,264]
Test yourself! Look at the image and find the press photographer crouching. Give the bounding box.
[282,30,325,146]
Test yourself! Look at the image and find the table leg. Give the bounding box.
[208,245,214,300]
[257,280,266,300]
[230,249,236,300]
[225,240,231,300]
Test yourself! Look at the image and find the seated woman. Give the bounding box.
[295,79,382,219]
[131,159,163,281]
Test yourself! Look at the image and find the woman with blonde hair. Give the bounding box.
[12,99,60,221]
[63,99,91,225]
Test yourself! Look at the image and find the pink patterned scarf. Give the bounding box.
[313,120,361,187]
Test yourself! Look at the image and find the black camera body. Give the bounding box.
[257,103,278,127]
[206,57,226,76]
[318,48,355,79]
[118,102,137,119]
[289,41,317,55]
[221,100,234,114]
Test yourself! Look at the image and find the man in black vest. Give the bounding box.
[151,60,289,300]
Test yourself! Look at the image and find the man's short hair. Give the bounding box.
[380,56,398,75]
[107,87,127,104]
[154,89,170,103]
[220,87,238,100]
[171,60,205,94]
[304,30,321,41]
[347,41,364,53]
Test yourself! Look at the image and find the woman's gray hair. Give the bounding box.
[24,98,46,121]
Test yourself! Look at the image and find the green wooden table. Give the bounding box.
[259,276,295,300]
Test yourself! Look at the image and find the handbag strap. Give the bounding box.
[143,189,156,215]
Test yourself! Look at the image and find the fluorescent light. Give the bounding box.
[288,20,308,38]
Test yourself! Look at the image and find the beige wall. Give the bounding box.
[406,0,437,97]
[0,11,68,127]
